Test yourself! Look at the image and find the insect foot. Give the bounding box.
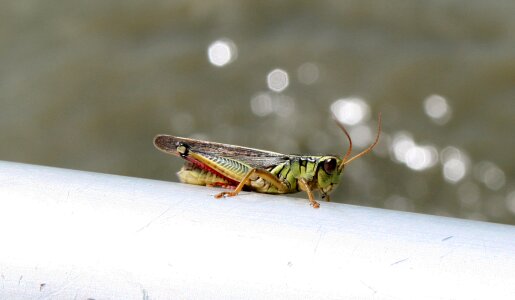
[214,191,238,199]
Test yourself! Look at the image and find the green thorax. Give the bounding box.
[266,155,343,195]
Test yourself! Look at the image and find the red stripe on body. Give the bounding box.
[184,156,240,187]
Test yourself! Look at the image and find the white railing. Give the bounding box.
[1,160,514,299]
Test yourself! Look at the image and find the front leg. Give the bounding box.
[298,178,320,209]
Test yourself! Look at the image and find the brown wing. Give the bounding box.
[154,135,291,169]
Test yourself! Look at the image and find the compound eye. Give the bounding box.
[323,158,337,174]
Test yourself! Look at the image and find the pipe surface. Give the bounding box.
[1,161,514,299]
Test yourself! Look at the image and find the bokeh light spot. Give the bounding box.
[458,182,481,210]
[390,132,438,171]
[423,94,452,125]
[267,69,289,92]
[331,97,370,126]
[405,145,438,171]
[297,62,319,85]
[443,158,467,183]
[348,125,373,148]
[207,39,237,67]
[440,147,470,183]
[474,161,506,191]
[250,93,273,117]
[391,132,415,163]
[385,195,413,211]
[250,92,295,118]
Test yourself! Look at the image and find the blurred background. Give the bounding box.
[1,1,514,224]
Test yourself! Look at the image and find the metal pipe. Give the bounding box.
[1,160,514,299]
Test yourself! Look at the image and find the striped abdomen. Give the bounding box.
[177,154,251,188]
[177,162,233,187]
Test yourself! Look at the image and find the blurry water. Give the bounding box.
[1,1,514,224]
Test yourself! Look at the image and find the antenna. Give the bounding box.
[335,112,382,171]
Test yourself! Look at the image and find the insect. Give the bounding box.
[154,113,381,208]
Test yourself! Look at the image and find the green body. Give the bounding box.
[178,154,343,197]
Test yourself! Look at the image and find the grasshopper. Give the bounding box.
[154,113,381,208]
